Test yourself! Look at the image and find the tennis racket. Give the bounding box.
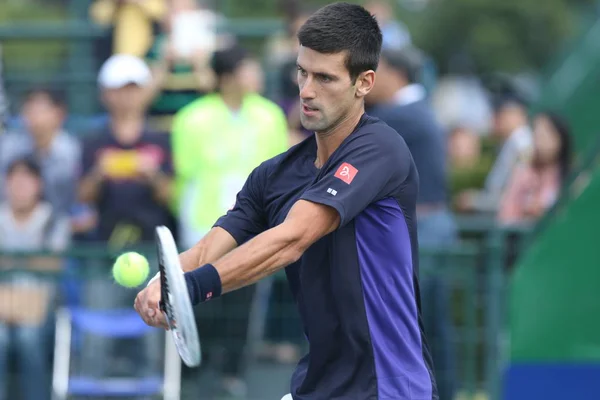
[156,225,202,367]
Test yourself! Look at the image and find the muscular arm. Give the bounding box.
[179,226,238,272]
[192,200,340,295]
[137,226,238,327]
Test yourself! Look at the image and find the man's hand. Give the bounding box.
[134,278,169,329]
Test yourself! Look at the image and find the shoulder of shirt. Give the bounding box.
[356,115,409,147]
[173,93,223,120]
[81,128,113,147]
[0,131,27,148]
[243,94,286,117]
[341,116,412,166]
[253,136,314,179]
[55,130,82,151]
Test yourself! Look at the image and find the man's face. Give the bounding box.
[22,93,65,136]
[102,84,146,114]
[297,47,362,133]
[492,102,525,139]
[235,59,264,94]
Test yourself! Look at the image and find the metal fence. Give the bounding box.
[0,224,529,400]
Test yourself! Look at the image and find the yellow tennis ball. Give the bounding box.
[112,252,150,288]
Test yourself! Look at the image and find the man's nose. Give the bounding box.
[299,77,316,101]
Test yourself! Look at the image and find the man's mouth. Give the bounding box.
[302,104,319,114]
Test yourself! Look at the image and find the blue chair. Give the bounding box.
[51,307,181,400]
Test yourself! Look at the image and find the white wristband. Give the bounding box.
[147,272,160,287]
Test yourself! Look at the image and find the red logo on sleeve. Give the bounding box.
[334,162,358,184]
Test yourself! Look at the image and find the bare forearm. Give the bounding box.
[213,225,302,293]
[179,227,238,272]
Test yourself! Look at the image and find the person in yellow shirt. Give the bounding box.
[90,0,166,58]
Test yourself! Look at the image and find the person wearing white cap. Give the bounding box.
[97,53,153,89]
[78,53,176,378]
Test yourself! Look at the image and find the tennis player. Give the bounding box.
[135,2,438,399]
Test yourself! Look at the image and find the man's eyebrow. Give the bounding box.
[296,63,338,79]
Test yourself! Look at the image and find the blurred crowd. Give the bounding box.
[0,0,574,399]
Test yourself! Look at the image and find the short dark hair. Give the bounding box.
[297,2,382,81]
[6,155,42,178]
[23,87,66,109]
[381,47,424,84]
[211,45,250,78]
[492,93,528,113]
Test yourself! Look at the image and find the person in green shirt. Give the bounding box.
[170,44,288,397]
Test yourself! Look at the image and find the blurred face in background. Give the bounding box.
[102,83,147,116]
[448,127,482,168]
[6,164,42,213]
[365,59,402,106]
[22,92,65,138]
[236,59,265,94]
[533,114,562,165]
[492,102,527,139]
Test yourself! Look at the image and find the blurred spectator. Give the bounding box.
[0,45,7,134]
[0,157,70,400]
[365,46,456,400]
[448,125,495,200]
[366,47,455,245]
[457,94,533,214]
[365,0,412,50]
[145,0,230,132]
[89,0,167,59]
[77,53,173,378]
[499,112,572,225]
[431,76,493,135]
[79,53,175,248]
[171,45,288,396]
[0,88,81,217]
[264,1,309,68]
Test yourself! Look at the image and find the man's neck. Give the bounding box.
[111,114,144,145]
[314,105,364,168]
[32,130,58,153]
[220,87,245,112]
[11,204,38,224]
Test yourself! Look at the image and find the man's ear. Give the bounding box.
[355,70,376,98]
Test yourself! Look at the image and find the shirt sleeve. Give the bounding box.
[213,163,269,245]
[301,129,412,228]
